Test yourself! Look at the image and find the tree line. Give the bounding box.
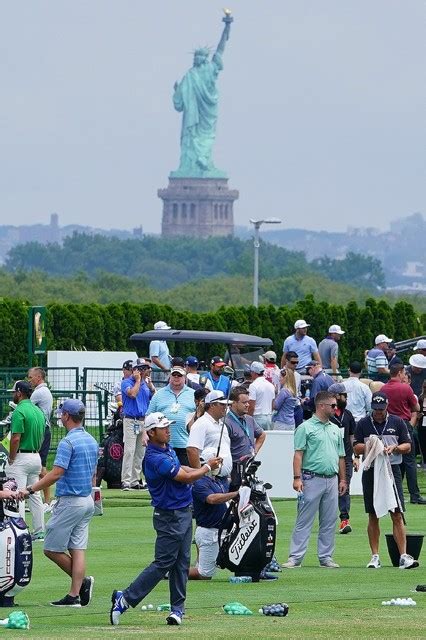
[0,296,422,368]
[5,233,385,291]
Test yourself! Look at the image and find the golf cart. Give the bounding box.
[129,329,273,379]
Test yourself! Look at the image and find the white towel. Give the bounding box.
[363,435,397,518]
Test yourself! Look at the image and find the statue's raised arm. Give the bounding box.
[215,9,233,58]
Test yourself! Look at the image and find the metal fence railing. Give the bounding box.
[0,389,104,452]
[0,368,79,393]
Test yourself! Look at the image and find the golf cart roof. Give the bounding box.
[130,329,272,347]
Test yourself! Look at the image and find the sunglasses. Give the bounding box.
[171,372,184,378]
[289,361,299,365]
[322,403,337,408]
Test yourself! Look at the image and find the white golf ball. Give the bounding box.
[148,604,154,610]
[141,605,147,611]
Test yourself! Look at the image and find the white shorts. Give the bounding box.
[195,526,219,578]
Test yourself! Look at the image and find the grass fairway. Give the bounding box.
[11,473,426,640]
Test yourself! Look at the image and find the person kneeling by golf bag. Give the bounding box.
[216,458,276,582]
[0,472,32,607]
[189,448,236,580]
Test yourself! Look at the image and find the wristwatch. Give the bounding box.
[26,486,35,495]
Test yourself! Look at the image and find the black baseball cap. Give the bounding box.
[371,392,388,410]
[122,360,134,370]
[8,380,32,395]
[210,356,226,367]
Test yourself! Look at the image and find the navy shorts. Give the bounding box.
[362,464,405,515]
[39,427,51,467]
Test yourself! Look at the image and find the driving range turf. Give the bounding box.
[12,472,425,639]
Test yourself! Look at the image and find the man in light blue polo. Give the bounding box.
[146,366,195,465]
[149,320,172,382]
[281,320,321,372]
[21,399,98,608]
[282,390,347,569]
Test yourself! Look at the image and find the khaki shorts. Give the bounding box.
[44,495,95,552]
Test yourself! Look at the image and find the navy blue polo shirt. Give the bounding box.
[143,442,192,510]
[192,476,229,528]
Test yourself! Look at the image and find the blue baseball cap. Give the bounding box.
[185,356,199,367]
[57,398,85,417]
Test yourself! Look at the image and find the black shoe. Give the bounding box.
[50,594,81,607]
[410,496,426,504]
[130,482,147,490]
[79,576,94,607]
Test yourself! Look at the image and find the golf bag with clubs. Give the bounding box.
[0,474,33,606]
[96,402,124,488]
[216,458,276,582]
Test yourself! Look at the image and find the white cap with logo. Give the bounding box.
[375,334,393,345]
[328,324,345,335]
[294,319,310,329]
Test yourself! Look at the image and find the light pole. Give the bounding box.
[249,218,282,307]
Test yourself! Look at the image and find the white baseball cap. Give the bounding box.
[413,339,426,351]
[204,390,229,405]
[409,354,426,369]
[154,320,171,330]
[145,412,175,431]
[294,319,310,329]
[250,361,265,374]
[328,324,345,335]
[375,334,393,345]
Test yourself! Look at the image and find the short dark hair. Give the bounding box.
[285,351,299,361]
[230,386,249,402]
[389,363,404,377]
[314,391,336,407]
[194,387,208,402]
[349,361,362,374]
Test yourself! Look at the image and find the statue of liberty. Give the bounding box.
[171,11,233,178]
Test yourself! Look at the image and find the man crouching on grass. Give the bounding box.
[20,399,98,607]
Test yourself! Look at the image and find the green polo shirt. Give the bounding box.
[11,399,45,451]
[294,414,345,476]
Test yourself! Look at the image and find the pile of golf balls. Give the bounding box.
[140,604,154,611]
[381,598,416,606]
[259,603,289,617]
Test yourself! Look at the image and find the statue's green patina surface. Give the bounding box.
[171,12,233,179]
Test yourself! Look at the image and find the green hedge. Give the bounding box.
[0,295,422,367]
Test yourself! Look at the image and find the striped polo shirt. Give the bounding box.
[54,427,98,497]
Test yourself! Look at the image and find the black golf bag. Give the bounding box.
[217,459,276,582]
[96,408,124,488]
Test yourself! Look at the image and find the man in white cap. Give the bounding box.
[248,362,276,431]
[262,350,281,392]
[318,325,345,377]
[110,412,222,627]
[413,339,426,356]
[281,320,320,372]
[149,321,172,382]
[366,334,393,382]
[186,390,232,472]
[407,352,426,397]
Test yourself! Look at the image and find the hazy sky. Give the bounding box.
[0,1,424,234]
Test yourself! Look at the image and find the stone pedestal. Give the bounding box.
[159,177,239,237]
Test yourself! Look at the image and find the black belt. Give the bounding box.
[124,415,145,420]
[302,469,336,479]
[18,449,39,454]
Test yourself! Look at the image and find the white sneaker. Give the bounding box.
[367,554,381,569]
[399,553,419,570]
[281,559,301,569]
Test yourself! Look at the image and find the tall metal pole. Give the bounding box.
[253,222,260,307]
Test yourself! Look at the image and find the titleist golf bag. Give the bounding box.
[217,459,276,582]
[0,474,33,605]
